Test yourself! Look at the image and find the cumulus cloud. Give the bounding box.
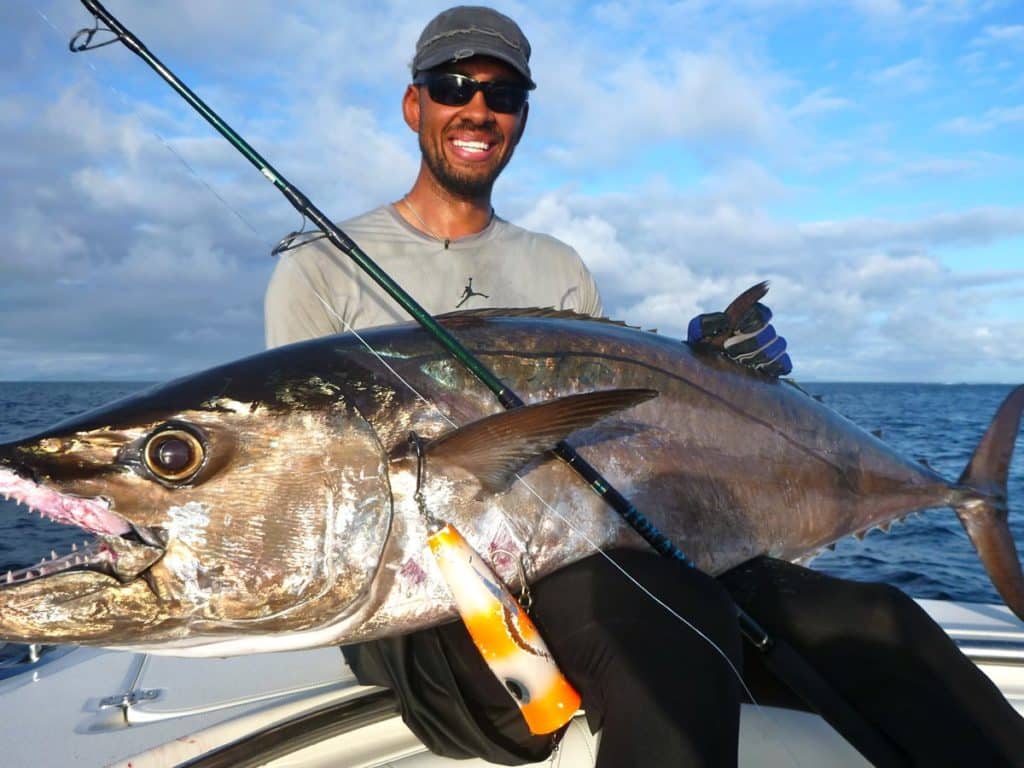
[3,0,1022,384]
[512,182,1024,383]
[533,48,789,169]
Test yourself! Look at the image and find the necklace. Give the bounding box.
[400,196,494,250]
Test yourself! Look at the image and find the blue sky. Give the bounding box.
[2,0,1023,382]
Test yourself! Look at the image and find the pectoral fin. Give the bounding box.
[426,389,657,492]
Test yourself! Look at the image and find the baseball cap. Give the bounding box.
[412,6,536,89]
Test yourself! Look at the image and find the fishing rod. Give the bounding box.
[68,0,681,564]
[69,3,907,764]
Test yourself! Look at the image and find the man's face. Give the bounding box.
[404,57,529,199]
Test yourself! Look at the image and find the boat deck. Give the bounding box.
[1,599,1021,767]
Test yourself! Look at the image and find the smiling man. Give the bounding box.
[264,7,601,343]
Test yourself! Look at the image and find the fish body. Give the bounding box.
[0,310,1021,656]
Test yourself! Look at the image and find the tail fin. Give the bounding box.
[955,385,1024,620]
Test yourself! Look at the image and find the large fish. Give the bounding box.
[0,309,1022,656]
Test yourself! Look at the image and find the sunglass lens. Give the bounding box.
[428,76,473,107]
[485,85,527,113]
[423,75,527,113]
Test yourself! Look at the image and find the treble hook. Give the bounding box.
[69,16,121,52]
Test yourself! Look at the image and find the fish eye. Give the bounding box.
[144,428,205,482]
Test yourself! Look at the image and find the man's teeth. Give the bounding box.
[453,139,490,152]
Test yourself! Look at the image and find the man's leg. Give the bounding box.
[720,557,1024,766]
[531,549,743,768]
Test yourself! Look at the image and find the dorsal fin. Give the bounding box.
[433,307,640,330]
[425,389,658,492]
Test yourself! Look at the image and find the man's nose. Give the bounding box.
[459,89,493,120]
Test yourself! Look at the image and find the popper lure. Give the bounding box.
[406,429,580,734]
[427,523,580,734]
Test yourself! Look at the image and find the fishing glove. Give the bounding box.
[687,303,793,378]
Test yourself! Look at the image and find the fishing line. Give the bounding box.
[288,256,804,764]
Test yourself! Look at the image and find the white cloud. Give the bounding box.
[869,58,933,92]
[531,45,790,168]
[865,152,1010,185]
[848,0,983,26]
[972,24,1024,48]
[3,0,1022,384]
[942,105,1024,134]
[512,181,1024,384]
[790,88,855,118]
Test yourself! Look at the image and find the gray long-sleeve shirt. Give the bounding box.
[265,204,603,346]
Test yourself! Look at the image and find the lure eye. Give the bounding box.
[504,678,530,703]
[144,428,204,482]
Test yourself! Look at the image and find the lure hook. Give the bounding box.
[408,431,443,532]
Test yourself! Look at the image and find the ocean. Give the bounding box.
[1,381,1022,606]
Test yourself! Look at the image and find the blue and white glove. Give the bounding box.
[687,302,793,378]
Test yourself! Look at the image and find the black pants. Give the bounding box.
[721,557,1024,767]
[345,552,1024,767]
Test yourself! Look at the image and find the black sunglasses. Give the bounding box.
[413,72,529,114]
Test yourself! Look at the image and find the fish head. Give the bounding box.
[0,349,393,652]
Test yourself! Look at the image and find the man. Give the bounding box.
[266,7,1024,766]
[264,8,600,342]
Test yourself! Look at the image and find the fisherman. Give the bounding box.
[265,6,1024,765]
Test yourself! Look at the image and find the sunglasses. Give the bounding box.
[413,72,529,114]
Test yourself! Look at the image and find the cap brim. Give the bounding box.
[415,44,536,89]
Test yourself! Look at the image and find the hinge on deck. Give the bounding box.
[99,687,162,712]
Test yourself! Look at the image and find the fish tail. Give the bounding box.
[954,385,1024,620]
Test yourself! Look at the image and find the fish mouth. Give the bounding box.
[0,466,164,589]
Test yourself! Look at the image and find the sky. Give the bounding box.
[2,0,1023,383]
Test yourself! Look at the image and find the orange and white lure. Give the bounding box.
[427,522,581,734]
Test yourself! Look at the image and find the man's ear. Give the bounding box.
[511,101,529,147]
[402,85,421,133]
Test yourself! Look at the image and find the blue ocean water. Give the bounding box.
[0,381,1022,606]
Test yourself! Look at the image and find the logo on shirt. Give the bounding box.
[456,276,490,308]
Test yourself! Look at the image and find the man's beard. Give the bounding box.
[420,123,513,199]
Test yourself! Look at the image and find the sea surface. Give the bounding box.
[1,381,1022,606]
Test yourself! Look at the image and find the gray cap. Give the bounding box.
[412,6,536,89]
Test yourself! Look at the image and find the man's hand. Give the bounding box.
[687,301,793,378]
